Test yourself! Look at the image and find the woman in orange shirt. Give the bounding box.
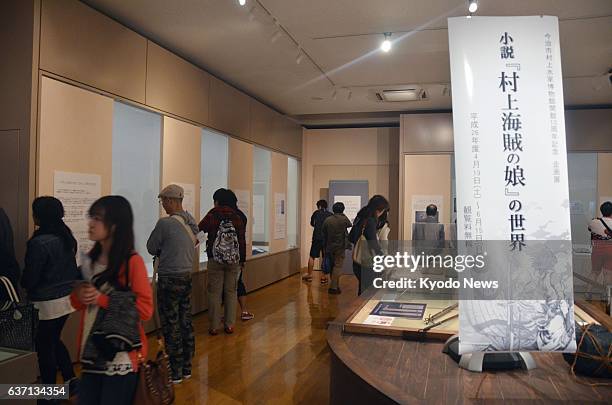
[71,196,153,405]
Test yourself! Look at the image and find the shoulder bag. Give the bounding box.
[352,221,373,266]
[132,258,175,405]
[0,276,38,351]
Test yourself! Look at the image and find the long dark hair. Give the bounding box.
[356,195,390,221]
[88,196,135,289]
[226,189,248,225]
[32,196,77,253]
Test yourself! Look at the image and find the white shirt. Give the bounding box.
[588,217,612,239]
[33,295,74,321]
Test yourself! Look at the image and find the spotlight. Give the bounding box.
[238,0,246,5]
[332,88,337,100]
[347,90,352,100]
[296,51,304,64]
[271,30,281,43]
[380,32,392,53]
[468,0,478,13]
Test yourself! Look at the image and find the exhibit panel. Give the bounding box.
[228,137,255,257]
[252,146,271,255]
[112,102,162,274]
[269,151,288,253]
[402,154,451,240]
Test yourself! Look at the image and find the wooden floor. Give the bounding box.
[158,272,358,404]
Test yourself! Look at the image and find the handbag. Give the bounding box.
[0,276,38,351]
[352,221,372,266]
[132,258,174,405]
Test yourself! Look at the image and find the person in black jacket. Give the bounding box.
[303,200,332,284]
[349,195,389,295]
[21,197,79,394]
[0,207,20,297]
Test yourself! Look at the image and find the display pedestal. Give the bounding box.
[442,335,537,372]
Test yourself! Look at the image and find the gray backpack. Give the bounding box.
[213,214,240,264]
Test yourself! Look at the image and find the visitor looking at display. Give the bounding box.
[147,184,199,384]
[21,197,80,397]
[199,188,246,335]
[349,195,389,295]
[303,200,332,284]
[322,202,352,295]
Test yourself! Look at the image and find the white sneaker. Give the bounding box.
[172,378,183,384]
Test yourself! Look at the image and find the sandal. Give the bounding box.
[301,274,313,282]
[241,311,254,321]
[320,277,329,285]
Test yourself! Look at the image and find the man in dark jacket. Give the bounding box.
[322,202,352,294]
[303,200,332,283]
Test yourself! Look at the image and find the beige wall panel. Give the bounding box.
[161,116,201,221]
[403,155,451,240]
[269,152,288,253]
[598,153,612,203]
[243,249,300,291]
[401,114,454,153]
[209,76,250,138]
[301,127,399,266]
[566,110,612,152]
[228,137,254,256]
[249,99,274,147]
[146,42,210,125]
[40,0,146,103]
[38,77,113,196]
[0,130,21,243]
[400,110,612,154]
[1,0,39,263]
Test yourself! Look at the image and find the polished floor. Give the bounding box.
[161,272,358,404]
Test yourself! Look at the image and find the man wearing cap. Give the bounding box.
[147,184,199,384]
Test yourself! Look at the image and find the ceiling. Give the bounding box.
[83,0,612,125]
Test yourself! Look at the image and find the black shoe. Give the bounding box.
[67,377,79,397]
[328,288,341,295]
[183,368,192,379]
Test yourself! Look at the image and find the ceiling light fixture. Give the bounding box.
[347,90,352,100]
[468,0,478,13]
[332,88,337,100]
[238,0,246,6]
[380,32,392,52]
[270,30,281,43]
[296,51,304,64]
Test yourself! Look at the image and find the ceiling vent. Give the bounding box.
[376,88,427,102]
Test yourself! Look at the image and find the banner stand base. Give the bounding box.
[442,335,537,372]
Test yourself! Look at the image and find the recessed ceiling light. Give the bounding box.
[238,0,246,6]
[468,0,478,13]
[380,32,392,53]
[378,88,425,102]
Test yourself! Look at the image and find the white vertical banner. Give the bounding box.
[448,16,575,353]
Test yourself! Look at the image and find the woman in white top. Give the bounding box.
[587,201,612,292]
[21,197,79,392]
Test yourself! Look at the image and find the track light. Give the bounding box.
[380,33,392,53]
[331,88,337,100]
[347,90,352,100]
[296,51,304,64]
[271,30,281,43]
[468,0,478,13]
[238,0,246,6]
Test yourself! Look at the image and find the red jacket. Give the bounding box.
[70,253,153,372]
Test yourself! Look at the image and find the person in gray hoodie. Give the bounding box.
[146,184,199,384]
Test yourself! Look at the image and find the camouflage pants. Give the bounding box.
[158,274,194,378]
